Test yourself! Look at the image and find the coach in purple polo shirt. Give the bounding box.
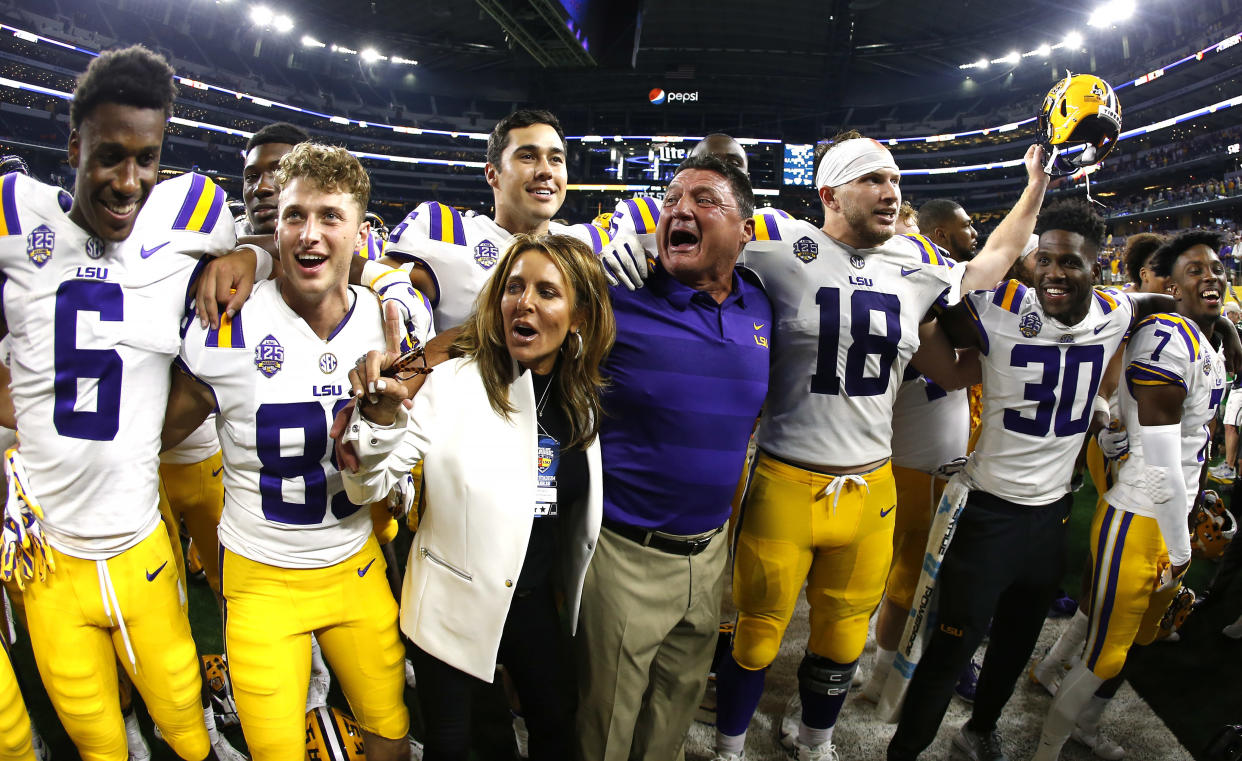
[576,155,771,761]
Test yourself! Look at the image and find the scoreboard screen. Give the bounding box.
[783,143,815,186]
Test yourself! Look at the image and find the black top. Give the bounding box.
[517,369,588,589]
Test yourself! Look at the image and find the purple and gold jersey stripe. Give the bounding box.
[172,174,225,233]
[1135,313,1200,360]
[205,310,245,348]
[1093,288,1120,314]
[426,202,466,245]
[1125,360,1186,391]
[963,295,990,355]
[623,197,660,234]
[581,223,612,253]
[0,172,21,236]
[355,229,383,260]
[991,279,1026,314]
[751,212,782,241]
[903,233,946,266]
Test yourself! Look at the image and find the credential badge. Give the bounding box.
[793,236,818,263]
[1019,311,1043,338]
[254,335,285,377]
[474,239,500,270]
[25,224,54,267]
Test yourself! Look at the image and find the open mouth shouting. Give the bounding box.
[666,224,701,255]
[292,249,329,274]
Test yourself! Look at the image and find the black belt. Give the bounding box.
[603,519,723,556]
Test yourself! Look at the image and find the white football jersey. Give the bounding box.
[0,172,234,558]
[179,280,382,568]
[1106,313,1226,520]
[740,222,964,468]
[891,375,970,474]
[159,416,220,465]
[964,281,1134,505]
[384,202,612,331]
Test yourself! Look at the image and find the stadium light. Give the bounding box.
[249,5,273,25]
[301,35,324,47]
[1000,50,1020,64]
[975,57,989,69]
[1064,31,1084,48]
[1036,43,1051,56]
[273,14,293,32]
[360,47,385,62]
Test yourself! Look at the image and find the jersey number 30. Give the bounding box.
[1004,344,1105,437]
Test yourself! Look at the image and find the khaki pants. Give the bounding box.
[575,524,727,761]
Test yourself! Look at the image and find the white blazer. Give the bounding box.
[342,356,602,682]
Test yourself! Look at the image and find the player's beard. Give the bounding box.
[843,204,893,249]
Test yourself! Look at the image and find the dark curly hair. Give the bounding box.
[486,109,565,169]
[70,45,176,130]
[1033,199,1107,253]
[1122,232,1167,283]
[1148,230,1225,278]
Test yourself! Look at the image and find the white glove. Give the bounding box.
[386,471,418,521]
[2,447,55,588]
[1156,557,1188,593]
[598,233,650,290]
[362,261,435,352]
[1097,423,1130,460]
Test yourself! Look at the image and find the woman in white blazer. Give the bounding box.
[342,233,616,761]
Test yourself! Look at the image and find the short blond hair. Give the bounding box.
[275,142,370,214]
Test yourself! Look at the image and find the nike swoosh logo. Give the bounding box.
[140,241,169,259]
[212,466,223,477]
[1094,324,1107,334]
[753,322,765,330]
[901,266,920,277]
[146,561,168,581]
[880,505,895,518]
[358,559,376,577]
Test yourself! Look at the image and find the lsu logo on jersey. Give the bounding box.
[254,335,285,377]
[1019,311,1043,338]
[474,239,500,270]
[25,224,54,267]
[793,236,818,263]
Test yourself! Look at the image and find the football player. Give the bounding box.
[161,143,416,761]
[1027,231,1169,760]
[916,199,978,262]
[1030,231,1229,761]
[887,205,1240,761]
[0,46,245,760]
[709,135,1049,761]
[381,109,612,332]
[862,196,986,707]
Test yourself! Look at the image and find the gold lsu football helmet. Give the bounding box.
[1039,72,1122,175]
[306,706,367,761]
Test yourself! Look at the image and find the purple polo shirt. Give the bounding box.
[599,263,771,535]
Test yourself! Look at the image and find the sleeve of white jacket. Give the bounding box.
[1140,423,1193,566]
[341,382,435,505]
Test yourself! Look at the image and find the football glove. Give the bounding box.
[932,456,969,480]
[364,263,435,352]
[598,233,650,291]
[386,470,418,521]
[3,447,55,587]
[1097,422,1130,460]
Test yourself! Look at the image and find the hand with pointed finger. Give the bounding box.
[349,301,419,426]
[598,232,650,290]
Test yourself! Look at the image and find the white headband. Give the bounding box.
[815,138,900,189]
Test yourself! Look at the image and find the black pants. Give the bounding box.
[410,583,574,761]
[888,490,1072,760]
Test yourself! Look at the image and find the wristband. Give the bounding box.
[237,243,274,281]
